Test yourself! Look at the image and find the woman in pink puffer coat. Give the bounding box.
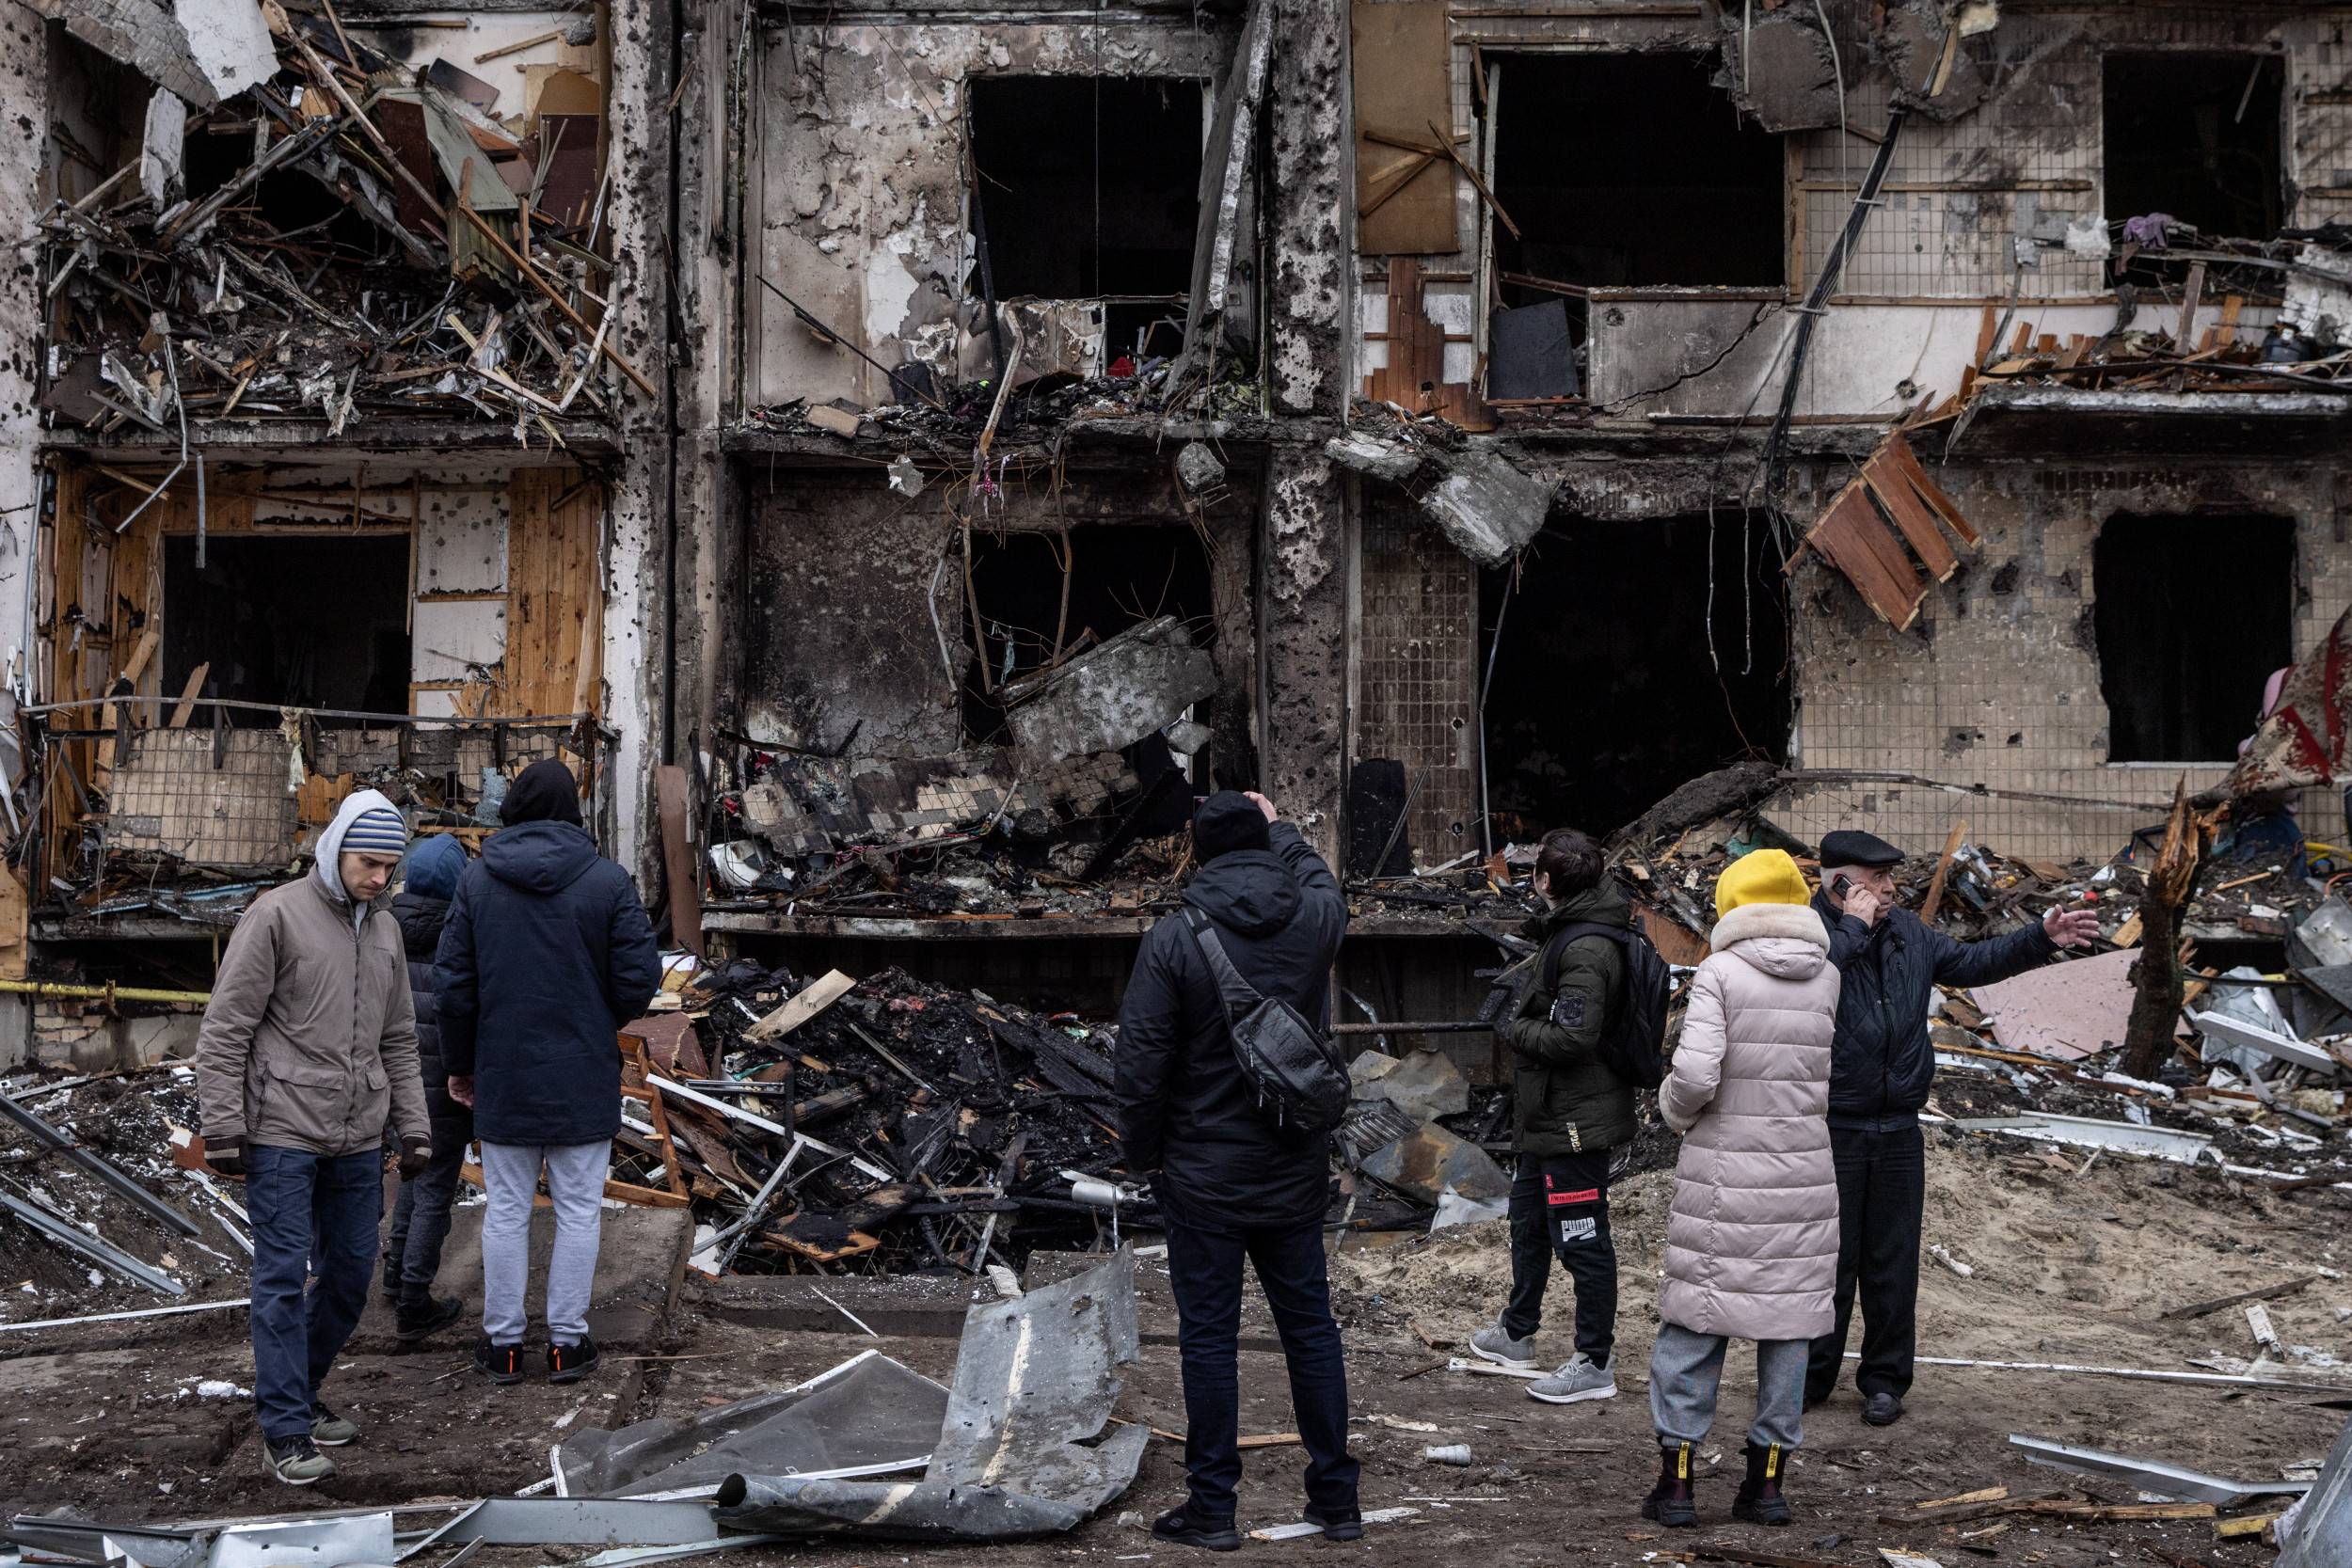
[1641,847,1841,1532]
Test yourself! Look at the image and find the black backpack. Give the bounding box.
[1180,908,1353,1139]
[1540,920,1673,1090]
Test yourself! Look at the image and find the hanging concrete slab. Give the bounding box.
[1716,6,1844,132]
[1417,445,1554,567]
[1006,617,1217,768]
[175,0,276,102]
[28,0,216,109]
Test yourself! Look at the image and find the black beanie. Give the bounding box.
[1190,791,1271,862]
[501,758,585,827]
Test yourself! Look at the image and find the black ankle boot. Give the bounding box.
[1732,1440,1793,1526]
[1642,1440,1699,1528]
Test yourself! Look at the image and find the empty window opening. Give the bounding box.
[960,521,1216,774]
[164,536,413,719]
[1489,53,1784,301]
[1482,513,1788,841]
[2104,54,2283,247]
[967,78,1203,362]
[2094,514,2292,763]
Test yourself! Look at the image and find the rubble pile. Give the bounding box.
[40,2,628,438]
[639,961,1145,1272]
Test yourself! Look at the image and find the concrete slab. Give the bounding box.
[695,1271,990,1338]
[351,1198,692,1353]
[1976,946,2137,1061]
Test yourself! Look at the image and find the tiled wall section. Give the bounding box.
[1782,461,2351,863]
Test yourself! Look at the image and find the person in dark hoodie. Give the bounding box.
[1469,825,1636,1406]
[437,760,660,1386]
[381,832,472,1341]
[1113,790,1357,1553]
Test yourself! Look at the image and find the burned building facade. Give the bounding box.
[3,0,2348,1078]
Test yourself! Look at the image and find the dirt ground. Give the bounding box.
[1,1124,2345,1567]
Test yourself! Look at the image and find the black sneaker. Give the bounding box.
[473,1340,528,1385]
[1862,1391,1904,1426]
[1151,1505,1240,1553]
[547,1337,601,1384]
[380,1254,403,1305]
[262,1433,335,1485]
[1303,1504,1364,1541]
[395,1296,466,1343]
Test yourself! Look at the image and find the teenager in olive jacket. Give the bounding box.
[1470,827,1637,1405]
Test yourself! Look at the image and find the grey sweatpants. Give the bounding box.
[1649,1320,1807,1450]
[480,1140,606,1347]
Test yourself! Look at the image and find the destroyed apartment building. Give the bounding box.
[2,0,2352,1095]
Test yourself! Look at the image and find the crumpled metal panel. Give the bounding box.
[2280,1411,2352,1568]
[556,1351,947,1497]
[713,1248,1145,1541]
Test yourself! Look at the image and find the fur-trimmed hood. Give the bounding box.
[1708,900,1831,980]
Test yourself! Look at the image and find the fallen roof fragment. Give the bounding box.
[712,1247,1145,1541]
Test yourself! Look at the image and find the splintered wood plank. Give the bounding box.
[1864,456,1961,581]
[656,763,705,958]
[504,470,551,715]
[1797,480,1927,630]
[1881,430,1979,545]
[168,662,211,728]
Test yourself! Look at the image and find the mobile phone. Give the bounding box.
[1827,871,1858,899]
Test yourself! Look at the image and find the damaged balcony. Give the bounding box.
[33,0,639,448]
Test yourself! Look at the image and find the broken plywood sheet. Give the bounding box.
[106,730,300,868]
[30,0,216,108]
[1972,947,2138,1062]
[413,598,508,683]
[1007,616,1218,768]
[739,750,1137,857]
[1353,0,1457,256]
[1793,429,1979,631]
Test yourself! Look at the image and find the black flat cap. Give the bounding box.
[1819,829,1904,867]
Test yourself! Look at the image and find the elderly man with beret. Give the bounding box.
[1804,829,2098,1426]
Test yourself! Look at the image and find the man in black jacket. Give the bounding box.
[1115,791,1356,1552]
[382,832,471,1341]
[1804,829,2097,1425]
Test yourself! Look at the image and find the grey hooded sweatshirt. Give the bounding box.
[195,790,428,1157]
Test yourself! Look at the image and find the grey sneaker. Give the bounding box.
[310,1402,358,1447]
[262,1433,336,1485]
[1528,1352,1617,1404]
[1470,1323,1539,1370]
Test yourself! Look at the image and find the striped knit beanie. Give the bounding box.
[342,804,410,856]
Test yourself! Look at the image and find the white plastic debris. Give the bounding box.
[194,1380,250,1400]
[1423,1444,1473,1465]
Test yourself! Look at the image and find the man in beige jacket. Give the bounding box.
[197,790,432,1486]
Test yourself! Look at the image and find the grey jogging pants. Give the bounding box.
[479,1140,606,1347]
[1648,1320,1808,1451]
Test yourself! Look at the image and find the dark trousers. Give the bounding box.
[1805,1122,1926,1403]
[385,1086,472,1308]
[247,1146,383,1441]
[1163,1219,1359,1522]
[1502,1149,1617,1362]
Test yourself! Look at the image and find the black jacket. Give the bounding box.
[1113,821,1347,1234]
[1502,884,1638,1156]
[391,891,452,1087]
[1814,891,2057,1130]
[436,821,661,1146]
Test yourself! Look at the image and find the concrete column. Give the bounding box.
[1259,451,1351,868]
[1257,0,1354,868]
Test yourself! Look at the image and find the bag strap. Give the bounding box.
[1181,907,1266,1025]
[1541,920,1630,990]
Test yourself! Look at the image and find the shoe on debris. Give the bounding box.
[263,1433,336,1486]
[1151,1504,1241,1552]
[309,1402,358,1447]
[1303,1504,1364,1541]
[1642,1440,1699,1528]
[1528,1351,1616,1403]
[1470,1322,1539,1370]
[474,1339,529,1385]
[1863,1391,1904,1426]
[395,1296,466,1342]
[1731,1440,1793,1526]
[548,1337,602,1384]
